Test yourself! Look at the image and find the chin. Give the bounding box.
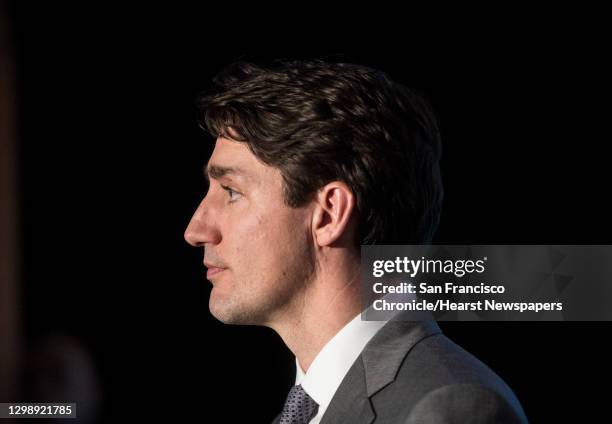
[209,297,270,326]
[208,295,232,323]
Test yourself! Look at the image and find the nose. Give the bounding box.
[184,197,221,247]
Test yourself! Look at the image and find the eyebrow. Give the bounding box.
[203,164,249,183]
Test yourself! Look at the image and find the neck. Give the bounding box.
[268,249,363,372]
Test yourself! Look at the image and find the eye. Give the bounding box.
[220,185,241,202]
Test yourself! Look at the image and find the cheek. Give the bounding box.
[220,213,274,274]
[230,209,309,275]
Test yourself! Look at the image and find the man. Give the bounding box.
[184,59,528,423]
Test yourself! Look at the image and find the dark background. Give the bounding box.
[5,2,611,422]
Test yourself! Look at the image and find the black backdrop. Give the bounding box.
[8,3,611,423]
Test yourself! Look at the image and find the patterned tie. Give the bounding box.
[279,384,319,424]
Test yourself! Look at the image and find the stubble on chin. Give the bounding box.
[209,258,316,327]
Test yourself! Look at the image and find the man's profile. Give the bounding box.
[184,59,528,423]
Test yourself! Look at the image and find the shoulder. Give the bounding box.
[404,383,528,424]
[370,331,528,423]
[394,332,518,395]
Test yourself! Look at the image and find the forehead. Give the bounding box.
[209,136,253,163]
[206,137,279,183]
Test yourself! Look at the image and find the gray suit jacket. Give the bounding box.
[272,318,528,423]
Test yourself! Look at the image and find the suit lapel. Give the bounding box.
[320,316,441,423]
[319,358,375,424]
[362,318,441,397]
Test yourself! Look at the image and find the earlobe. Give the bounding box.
[312,182,355,247]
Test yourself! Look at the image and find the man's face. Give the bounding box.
[184,137,315,325]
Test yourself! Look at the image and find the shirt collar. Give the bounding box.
[294,312,387,416]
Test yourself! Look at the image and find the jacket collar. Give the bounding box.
[320,315,441,424]
[362,317,441,397]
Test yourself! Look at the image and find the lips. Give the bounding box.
[206,266,225,279]
[204,262,227,279]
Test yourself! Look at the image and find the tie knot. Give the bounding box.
[279,384,319,424]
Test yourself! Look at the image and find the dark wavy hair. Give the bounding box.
[197,59,443,245]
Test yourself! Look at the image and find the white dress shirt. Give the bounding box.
[293,313,388,424]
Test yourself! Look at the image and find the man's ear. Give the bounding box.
[311,181,356,247]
